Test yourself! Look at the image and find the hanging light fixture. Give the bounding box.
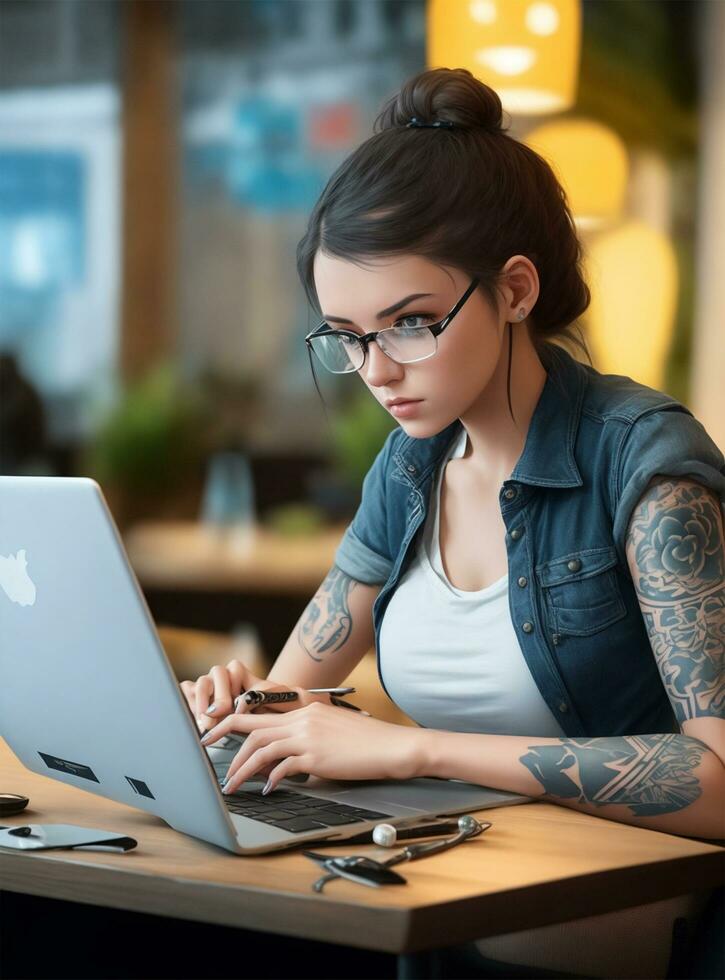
[525,118,629,229]
[583,220,679,389]
[427,0,581,115]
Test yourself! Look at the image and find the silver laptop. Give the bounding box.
[0,476,531,854]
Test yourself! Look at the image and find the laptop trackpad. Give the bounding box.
[311,777,525,815]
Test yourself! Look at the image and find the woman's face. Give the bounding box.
[312,252,507,438]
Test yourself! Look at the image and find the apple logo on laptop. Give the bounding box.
[0,550,37,607]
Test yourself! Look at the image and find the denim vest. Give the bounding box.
[333,344,725,738]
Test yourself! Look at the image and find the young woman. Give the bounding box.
[183,69,724,977]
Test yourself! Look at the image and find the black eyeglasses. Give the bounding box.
[305,278,480,374]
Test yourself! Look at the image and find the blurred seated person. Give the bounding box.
[0,354,48,475]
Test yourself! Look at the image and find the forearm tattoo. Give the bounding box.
[297,565,358,662]
[626,479,725,724]
[520,734,708,817]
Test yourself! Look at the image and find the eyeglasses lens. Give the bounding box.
[309,326,436,374]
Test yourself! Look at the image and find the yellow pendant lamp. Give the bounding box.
[583,220,678,390]
[525,118,629,229]
[524,121,676,387]
[427,0,581,115]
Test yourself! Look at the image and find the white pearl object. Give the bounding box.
[372,823,398,847]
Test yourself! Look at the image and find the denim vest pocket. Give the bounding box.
[535,545,627,637]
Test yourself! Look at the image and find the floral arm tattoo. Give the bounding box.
[519,479,724,820]
[297,565,359,662]
[625,478,725,724]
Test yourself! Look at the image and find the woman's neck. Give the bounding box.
[458,325,547,487]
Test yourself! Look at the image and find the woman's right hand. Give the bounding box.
[180,660,330,733]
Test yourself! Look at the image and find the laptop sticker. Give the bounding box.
[38,752,99,782]
[125,777,155,799]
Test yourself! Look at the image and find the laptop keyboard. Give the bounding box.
[220,785,392,834]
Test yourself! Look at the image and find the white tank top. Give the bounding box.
[379,425,567,737]
[381,429,702,971]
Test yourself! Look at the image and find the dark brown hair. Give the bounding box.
[297,67,591,416]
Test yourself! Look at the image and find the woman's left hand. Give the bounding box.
[200,701,425,794]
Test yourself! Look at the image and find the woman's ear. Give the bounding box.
[500,256,539,322]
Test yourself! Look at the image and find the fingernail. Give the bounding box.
[200,732,213,743]
[221,784,231,795]
[206,704,217,715]
[261,779,273,795]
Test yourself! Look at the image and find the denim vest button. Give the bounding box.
[567,558,582,572]
[503,487,516,500]
[552,633,560,645]
[517,576,528,588]
[510,527,523,541]
[522,621,534,633]
[558,701,569,713]
[407,465,416,474]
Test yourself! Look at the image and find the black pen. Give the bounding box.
[233,686,357,710]
[242,690,298,706]
[239,690,367,712]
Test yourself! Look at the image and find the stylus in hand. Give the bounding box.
[240,690,298,707]
[233,686,357,710]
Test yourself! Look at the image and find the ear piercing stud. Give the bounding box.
[517,308,526,321]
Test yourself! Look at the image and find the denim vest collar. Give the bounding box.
[392,343,586,491]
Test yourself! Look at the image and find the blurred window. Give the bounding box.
[0,0,120,445]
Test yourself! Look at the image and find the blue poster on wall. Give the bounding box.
[226,96,325,214]
[0,150,85,288]
[0,150,85,341]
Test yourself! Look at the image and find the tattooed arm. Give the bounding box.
[267,564,382,688]
[408,478,725,840]
[625,478,724,747]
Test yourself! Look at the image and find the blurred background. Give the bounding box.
[1,0,722,718]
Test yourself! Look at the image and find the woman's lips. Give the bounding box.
[389,400,424,418]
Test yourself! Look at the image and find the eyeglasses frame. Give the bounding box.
[304,276,481,374]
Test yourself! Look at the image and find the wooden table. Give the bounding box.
[1,738,722,978]
[123,521,348,595]
[122,521,350,654]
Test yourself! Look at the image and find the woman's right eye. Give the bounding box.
[394,314,435,330]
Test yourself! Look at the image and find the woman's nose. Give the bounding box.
[363,337,404,386]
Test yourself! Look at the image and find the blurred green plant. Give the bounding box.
[264,502,326,535]
[83,363,212,497]
[328,388,398,490]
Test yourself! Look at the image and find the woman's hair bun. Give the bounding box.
[375,67,506,135]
